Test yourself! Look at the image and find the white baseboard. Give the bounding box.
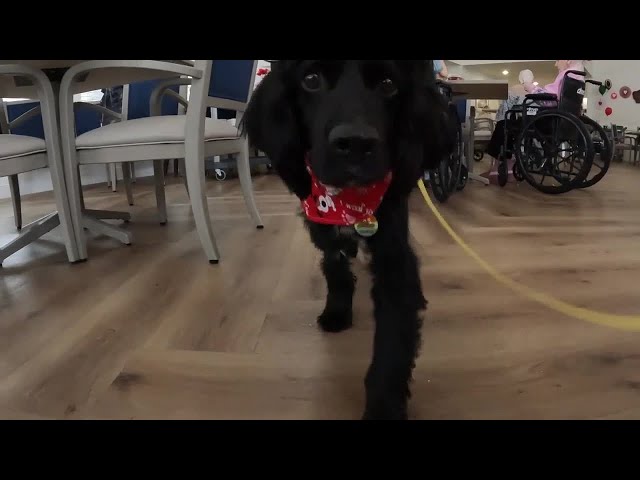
[0,161,156,200]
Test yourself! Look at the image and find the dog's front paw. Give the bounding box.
[317,308,353,333]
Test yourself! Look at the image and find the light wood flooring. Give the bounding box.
[2,160,640,420]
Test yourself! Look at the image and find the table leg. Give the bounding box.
[0,212,59,266]
[49,80,134,255]
[466,105,490,186]
[42,80,82,262]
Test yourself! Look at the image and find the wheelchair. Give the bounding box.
[497,70,612,194]
[426,81,467,203]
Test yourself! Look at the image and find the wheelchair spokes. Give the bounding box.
[499,71,611,194]
[515,110,594,194]
[576,115,613,189]
[427,90,465,203]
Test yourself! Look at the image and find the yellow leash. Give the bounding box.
[417,179,640,332]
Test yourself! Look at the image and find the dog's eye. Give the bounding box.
[379,78,397,97]
[302,73,323,92]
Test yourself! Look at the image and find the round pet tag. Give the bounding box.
[354,215,379,237]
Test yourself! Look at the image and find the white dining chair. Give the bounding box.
[58,60,263,264]
[0,64,79,266]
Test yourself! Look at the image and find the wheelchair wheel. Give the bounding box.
[446,120,464,193]
[429,158,451,203]
[456,164,468,191]
[474,150,484,162]
[497,155,508,187]
[515,110,594,195]
[429,106,463,202]
[512,158,524,181]
[577,115,612,189]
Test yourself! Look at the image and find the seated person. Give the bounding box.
[527,60,585,99]
[485,69,536,159]
[433,60,449,81]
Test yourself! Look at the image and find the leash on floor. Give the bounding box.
[416,179,640,332]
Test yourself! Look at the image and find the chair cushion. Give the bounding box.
[474,130,493,140]
[0,134,47,160]
[76,116,239,150]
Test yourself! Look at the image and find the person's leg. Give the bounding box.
[486,119,506,159]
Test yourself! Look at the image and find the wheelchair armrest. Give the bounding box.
[525,93,557,101]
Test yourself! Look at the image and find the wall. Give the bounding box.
[586,60,640,129]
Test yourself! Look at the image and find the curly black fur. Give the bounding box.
[241,60,448,420]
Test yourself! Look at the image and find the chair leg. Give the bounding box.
[153,160,167,225]
[185,152,220,263]
[77,166,86,211]
[237,141,264,228]
[9,174,22,230]
[122,162,134,206]
[110,164,117,192]
[179,158,189,196]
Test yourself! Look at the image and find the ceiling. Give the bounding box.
[449,60,552,66]
[447,61,559,87]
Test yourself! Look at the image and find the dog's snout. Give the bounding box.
[328,124,379,158]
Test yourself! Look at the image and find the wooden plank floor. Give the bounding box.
[2,160,640,420]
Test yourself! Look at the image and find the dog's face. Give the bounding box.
[293,60,402,187]
[242,60,448,198]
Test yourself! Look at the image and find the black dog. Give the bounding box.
[241,60,448,420]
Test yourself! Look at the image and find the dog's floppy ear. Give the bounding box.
[241,64,311,200]
[389,61,450,198]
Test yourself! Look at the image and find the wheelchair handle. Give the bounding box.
[564,69,603,87]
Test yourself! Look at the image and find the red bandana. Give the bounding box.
[301,156,392,227]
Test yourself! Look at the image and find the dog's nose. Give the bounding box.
[328,123,379,158]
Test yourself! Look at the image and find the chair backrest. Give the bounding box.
[5,99,103,137]
[454,99,467,125]
[124,80,180,120]
[75,107,103,135]
[5,101,45,138]
[191,60,257,123]
[208,60,258,110]
[474,117,494,132]
[183,60,258,147]
[0,100,8,134]
[610,124,627,143]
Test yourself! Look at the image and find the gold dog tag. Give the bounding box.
[354,215,379,237]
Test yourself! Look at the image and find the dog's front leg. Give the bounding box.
[363,199,426,420]
[307,223,356,333]
[317,249,355,332]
